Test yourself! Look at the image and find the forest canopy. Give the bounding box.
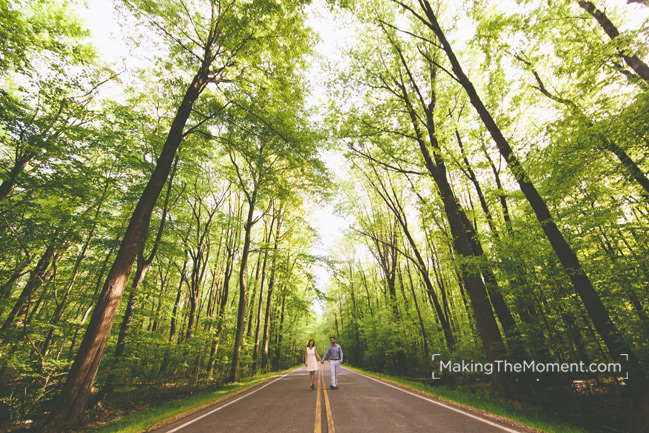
[0,0,648,432]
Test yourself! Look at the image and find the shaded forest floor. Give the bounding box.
[346,366,633,433]
[3,368,296,433]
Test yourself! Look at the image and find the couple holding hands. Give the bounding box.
[305,336,343,390]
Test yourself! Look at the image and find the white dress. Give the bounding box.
[306,346,317,371]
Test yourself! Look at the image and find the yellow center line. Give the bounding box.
[314,365,322,433]
[322,364,335,433]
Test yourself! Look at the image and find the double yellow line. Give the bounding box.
[314,363,335,433]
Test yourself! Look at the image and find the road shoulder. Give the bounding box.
[342,366,568,433]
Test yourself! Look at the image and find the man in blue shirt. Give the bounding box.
[321,336,343,389]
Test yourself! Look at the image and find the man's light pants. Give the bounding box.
[329,360,341,387]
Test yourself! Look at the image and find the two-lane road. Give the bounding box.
[151,366,528,433]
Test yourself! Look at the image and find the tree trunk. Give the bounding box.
[0,153,32,205]
[453,107,516,341]
[370,174,455,349]
[252,217,273,374]
[207,207,240,377]
[114,259,150,357]
[482,147,512,231]
[261,213,282,371]
[230,194,257,382]
[0,243,56,344]
[169,259,188,344]
[578,1,649,84]
[68,241,117,359]
[42,184,109,355]
[41,48,214,431]
[0,264,29,318]
[246,250,263,338]
[520,60,649,198]
[405,262,430,360]
[387,37,512,394]
[207,248,234,377]
[413,0,646,397]
[273,292,286,371]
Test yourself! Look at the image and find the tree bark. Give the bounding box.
[42,181,109,356]
[367,172,455,349]
[0,152,32,205]
[273,292,286,371]
[519,60,649,198]
[41,44,216,430]
[169,258,188,344]
[252,214,275,374]
[230,192,257,382]
[411,0,645,396]
[261,212,282,371]
[246,250,263,338]
[207,204,241,377]
[578,1,649,84]
[405,261,430,360]
[0,243,57,344]
[384,30,512,394]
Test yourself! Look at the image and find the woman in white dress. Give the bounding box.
[305,339,321,390]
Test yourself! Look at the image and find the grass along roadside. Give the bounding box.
[84,366,299,433]
[343,365,587,433]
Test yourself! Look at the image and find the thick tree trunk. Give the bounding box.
[383,20,514,392]
[389,50,511,394]
[68,241,116,359]
[456,208,517,336]
[41,55,211,432]
[114,259,149,357]
[431,161,511,394]
[454,131,519,336]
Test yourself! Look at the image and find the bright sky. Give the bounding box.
[303,2,356,295]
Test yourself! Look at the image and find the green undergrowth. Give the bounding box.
[344,365,587,433]
[84,367,299,433]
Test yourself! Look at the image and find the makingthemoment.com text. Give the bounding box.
[435,359,623,376]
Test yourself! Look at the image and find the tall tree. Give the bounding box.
[41,0,273,428]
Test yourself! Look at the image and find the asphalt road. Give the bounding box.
[151,365,527,433]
